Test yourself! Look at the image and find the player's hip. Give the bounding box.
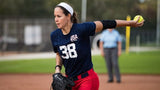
[72,68,99,90]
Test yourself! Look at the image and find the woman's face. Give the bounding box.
[54,7,70,29]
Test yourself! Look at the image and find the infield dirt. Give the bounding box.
[0,74,160,90]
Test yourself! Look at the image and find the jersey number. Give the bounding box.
[60,43,77,59]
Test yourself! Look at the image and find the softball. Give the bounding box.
[133,15,144,23]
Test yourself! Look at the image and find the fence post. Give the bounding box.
[125,15,131,54]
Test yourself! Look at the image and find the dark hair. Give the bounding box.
[56,6,78,23]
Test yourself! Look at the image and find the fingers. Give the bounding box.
[131,15,145,27]
[136,16,145,27]
[135,16,140,23]
[132,19,144,27]
[137,20,144,27]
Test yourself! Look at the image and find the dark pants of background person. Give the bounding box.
[104,48,121,81]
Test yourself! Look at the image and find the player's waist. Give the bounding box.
[103,44,117,48]
[104,47,117,49]
[67,68,94,81]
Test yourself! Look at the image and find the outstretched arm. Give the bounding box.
[94,18,144,33]
[115,20,144,27]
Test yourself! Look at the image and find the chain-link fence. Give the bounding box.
[0,18,56,53]
[0,18,158,54]
[130,30,157,46]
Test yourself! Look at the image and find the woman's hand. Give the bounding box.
[129,17,144,27]
[116,17,144,28]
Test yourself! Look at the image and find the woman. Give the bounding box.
[50,2,144,90]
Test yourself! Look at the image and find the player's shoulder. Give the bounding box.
[71,23,88,30]
[76,22,95,27]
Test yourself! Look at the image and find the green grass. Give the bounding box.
[0,59,55,73]
[93,51,160,74]
[0,51,160,74]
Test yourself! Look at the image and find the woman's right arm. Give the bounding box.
[55,53,62,73]
[94,18,144,33]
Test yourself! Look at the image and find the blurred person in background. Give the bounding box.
[50,2,143,90]
[99,28,122,83]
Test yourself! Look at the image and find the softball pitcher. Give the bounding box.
[50,2,144,90]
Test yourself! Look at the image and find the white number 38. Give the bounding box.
[59,43,78,59]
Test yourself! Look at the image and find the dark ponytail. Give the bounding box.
[71,12,78,23]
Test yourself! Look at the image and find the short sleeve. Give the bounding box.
[80,22,96,36]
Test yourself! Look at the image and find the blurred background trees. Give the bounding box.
[0,0,157,29]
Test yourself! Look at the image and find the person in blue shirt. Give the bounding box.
[50,2,144,90]
[100,28,122,83]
